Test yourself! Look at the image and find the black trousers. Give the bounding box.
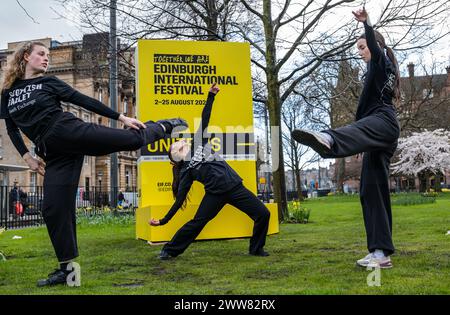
[163,183,271,257]
[37,112,165,262]
[323,110,399,256]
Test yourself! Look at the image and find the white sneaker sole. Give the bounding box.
[367,261,393,269]
[356,260,371,267]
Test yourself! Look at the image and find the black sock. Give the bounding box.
[60,262,70,271]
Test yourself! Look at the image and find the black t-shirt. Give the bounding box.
[356,21,397,121]
[159,92,243,225]
[0,75,120,156]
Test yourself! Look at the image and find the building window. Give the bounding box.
[83,113,90,123]
[98,117,103,125]
[85,177,90,192]
[30,172,37,193]
[30,143,37,158]
[125,169,130,188]
[84,156,89,165]
[123,96,128,115]
[99,88,103,103]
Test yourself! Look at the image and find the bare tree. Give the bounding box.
[54,0,450,220]
[281,96,317,200]
[236,0,449,208]
[56,0,240,43]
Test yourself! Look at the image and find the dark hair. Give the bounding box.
[168,144,189,209]
[358,30,401,102]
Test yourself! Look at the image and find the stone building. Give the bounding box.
[0,34,137,192]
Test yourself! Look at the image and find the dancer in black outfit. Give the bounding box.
[0,41,187,286]
[150,83,271,259]
[292,8,400,269]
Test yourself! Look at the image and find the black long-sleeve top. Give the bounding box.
[159,92,242,225]
[355,20,397,121]
[0,76,120,157]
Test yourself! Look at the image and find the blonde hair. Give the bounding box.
[1,41,48,91]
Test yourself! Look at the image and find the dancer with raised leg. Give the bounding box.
[0,41,188,286]
[292,8,400,269]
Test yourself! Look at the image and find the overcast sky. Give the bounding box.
[2,0,448,64]
[0,0,82,49]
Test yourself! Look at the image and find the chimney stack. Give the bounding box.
[446,66,450,86]
[407,63,415,78]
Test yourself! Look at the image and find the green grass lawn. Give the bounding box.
[0,193,449,295]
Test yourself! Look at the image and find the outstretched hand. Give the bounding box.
[149,218,161,226]
[119,114,146,130]
[23,152,45,176]
[352,7,368,22]
[209,83,220,94]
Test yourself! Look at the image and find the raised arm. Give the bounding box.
[352,8,382,61]
[52,77,145,130]
[192,83,220,147]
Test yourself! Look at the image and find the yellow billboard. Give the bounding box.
[135,40,278,242]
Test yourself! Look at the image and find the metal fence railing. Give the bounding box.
[0,186,137,230]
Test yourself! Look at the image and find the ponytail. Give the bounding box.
[359,30,401,103]
[384,45,401,102]
[168,147,189,209]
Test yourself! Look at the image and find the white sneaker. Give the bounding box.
[291,129,332,157]
[367,256,393,269]
[356,253,374,267]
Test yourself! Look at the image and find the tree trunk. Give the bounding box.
[295,167,304,201]
[336,158,345,193]
[291,137,304,201]
[206,0,219,40]
[268,99,288,219]
[263,0,288,220]
[435,172,442,192]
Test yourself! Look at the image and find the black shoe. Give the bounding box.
[249,249,270,257]
[156,118,188,133]
[159,249,174,260]
[37,269,69,287]
[291,129,331,157]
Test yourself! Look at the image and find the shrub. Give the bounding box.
[286,201,311,223]
[76,206,113,216]
[76,211,135,226]
[391,193,436,206]
[422,191,438,198]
